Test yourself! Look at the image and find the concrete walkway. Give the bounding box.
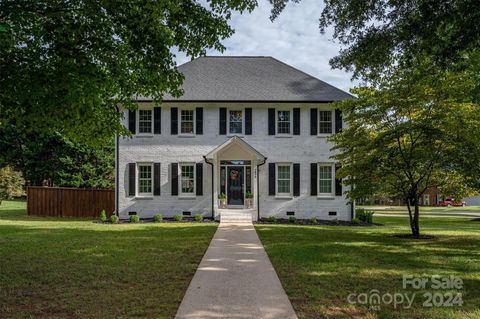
[175,222,297,319]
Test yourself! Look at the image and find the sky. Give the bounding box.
[176,0,356,93]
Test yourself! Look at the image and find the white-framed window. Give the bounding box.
[276,110,291,135]
[179,163,195,196]
[423,194,430,206]
[276,163,292,197]
[138,109,153,134]
[180,109,195,135]
[137,163,153,196]
[228,109,243,135]
[318,110,333,135]
[318,163,334,196]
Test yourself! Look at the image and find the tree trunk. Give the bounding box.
[406,197,421,237]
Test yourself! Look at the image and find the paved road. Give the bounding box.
[175,222,297,319]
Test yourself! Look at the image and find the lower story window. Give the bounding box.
[180,164,195,195]
[276,164,292,196]
[318,163,333,196]
[138,164,153,196]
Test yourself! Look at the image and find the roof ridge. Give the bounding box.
[201,55,273,58]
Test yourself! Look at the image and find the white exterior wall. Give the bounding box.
[118,102,352,220]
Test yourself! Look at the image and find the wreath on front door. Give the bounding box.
[230,169,239,181]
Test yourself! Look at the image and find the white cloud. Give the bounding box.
[176,0,356,93]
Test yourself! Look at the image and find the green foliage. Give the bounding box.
[356,209,374,224]
[110,215,119,224]
[245,192,253,198]
[0,1,257,145]
[332,64,480,236]
[351,218,360,225]
[310,217,317,225]
[194,214,203,222]
[130,215,140,223]
[173,214,182,222]
[0,126,113,187]
[0,166,24,205]
[288,216,296,223]
[218,193,226,199]
[267,216,277,223]
[153,214,163,222]
[331,218,340,225]
[271,0,480,81]
[99,210,107,222]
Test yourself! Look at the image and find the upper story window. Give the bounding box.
[138,110,153,134]
[229,110,243,134]
[318,110,333,135]
[138,163,153,196]
[180,109,195,134]
[276,110,291,135]
[318,163,334,196]
[276,163,292,197]
[180,163,195,196]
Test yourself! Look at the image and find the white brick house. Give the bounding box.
[116,56,354,221]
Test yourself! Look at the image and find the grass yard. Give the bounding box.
[0,200,217,319]
[256,217,480,319]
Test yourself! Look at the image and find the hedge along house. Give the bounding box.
[116,56,354,221]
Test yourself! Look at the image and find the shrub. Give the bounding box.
[288,216,296,223]
[0,166,24,205]
[245,191,253,199]
[351,217,360,225]
[173,214,182,221]
[218,193,226,199]
[99,210,107,222]
[153,213,163,222]
[267,215,277,223]
[110,215,119,223]
[310,217,318,225]
[130,215,140,223]
[194,214,203,222]
[332,218,340,225]
[356,209,374,224]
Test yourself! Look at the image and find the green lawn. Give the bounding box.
[0,200,217,319]
[256,217,480,319]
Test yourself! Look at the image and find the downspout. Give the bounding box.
[203,156,214,220]
[256,158,267,221]
[115,106,120,217]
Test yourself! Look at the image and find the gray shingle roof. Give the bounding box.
[138,56,352,102]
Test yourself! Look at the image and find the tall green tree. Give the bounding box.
[270,0,480,80]
[0,166,24,205]
[0,0,257,144]
[332,64,480,236]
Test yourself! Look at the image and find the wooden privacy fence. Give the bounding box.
[27,187,115,217]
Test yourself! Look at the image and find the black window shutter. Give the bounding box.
[245,108,252,135]
[293,108,300,135]
[154,107,161,134]
[268,108,275,135]
[293,163,300,196]
[268,163,276,195]
[171,108,178,135]
[219,108,227,135]
[335,165,342,196]
[128,110,136,134]
[171,163,178,195]
[335,109,342,133]
[128,163,136,196]
[196,107,203,135]
[196,163,203,196]
[310,163,317,195]
[310,108,317,135]
[154,163,161,195]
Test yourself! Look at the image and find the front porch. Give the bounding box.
[204,136,266,221]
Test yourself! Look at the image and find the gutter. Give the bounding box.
[203,156,214,220]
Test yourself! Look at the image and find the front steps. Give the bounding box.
[219,209,255,223]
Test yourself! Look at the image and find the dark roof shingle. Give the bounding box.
[138,56,352,102]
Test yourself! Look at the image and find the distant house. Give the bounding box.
[115,56,353,221]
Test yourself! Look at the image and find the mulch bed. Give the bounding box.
[94,217,217,224]
[255,218,380,227]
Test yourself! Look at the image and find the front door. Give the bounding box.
[227,166,244,205]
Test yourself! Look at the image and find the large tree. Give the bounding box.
[270,0,480,80]
[0,0,257,144]
[332,63,480,236]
